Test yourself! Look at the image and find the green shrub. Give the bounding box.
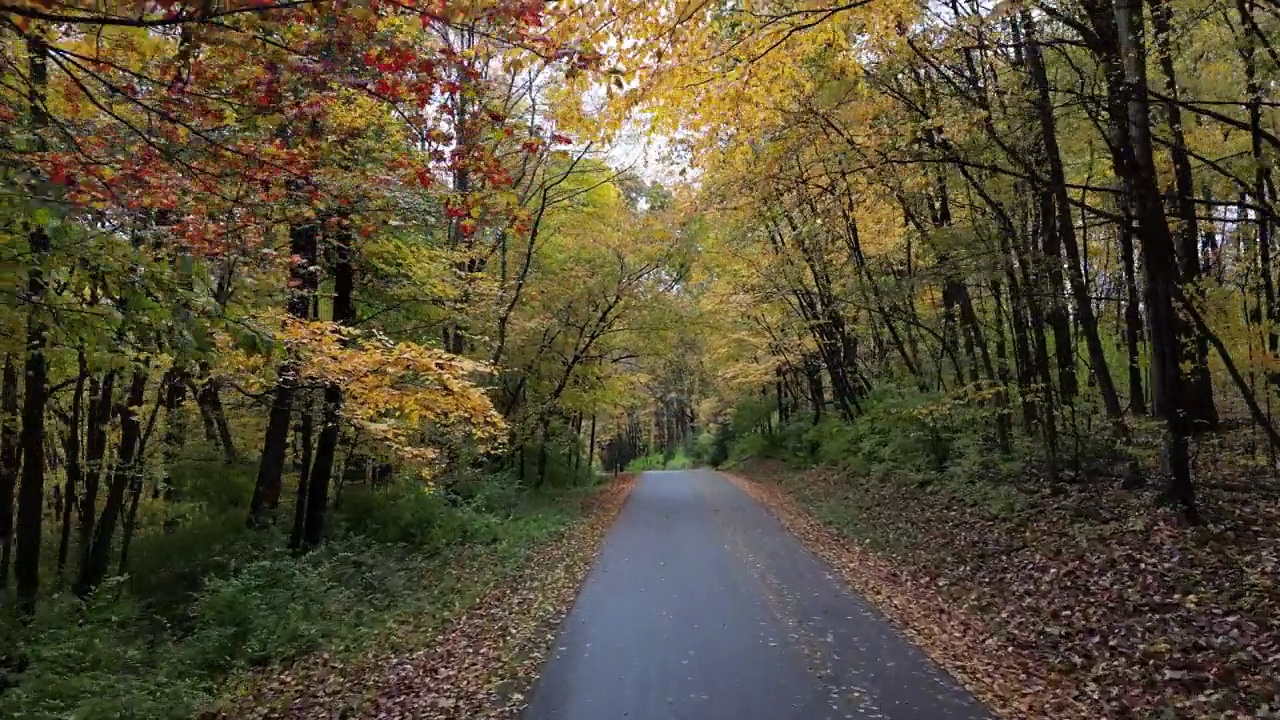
[728,430,773,461]
[725,382,1036,517]
[4,464,589,720]
[4,586,206,720]
[186,549,344,672]
[171,459,258,512]
[335,482,498,551]
[729,396,776,437]
[666,448,692,469]
[624,447,698,471]
[445,468,528,515]
[626,453,668,471]
[124,512,267,624]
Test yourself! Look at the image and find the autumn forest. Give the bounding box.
[1,0,1278,717]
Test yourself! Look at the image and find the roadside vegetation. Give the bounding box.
[1,5,685,718]
[3,459,601,718]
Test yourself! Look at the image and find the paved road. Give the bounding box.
[523,470,993,720]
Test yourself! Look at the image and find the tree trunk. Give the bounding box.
[1023,11,1123,421]
[14,33,51,617]
[77,371,113,588]
[805,355,826,425]
[1119,205,1148,414]
[537,419,550,487]
[1019,210,1060,474]
[0,356,19,590]
[1038,192,1078,405]
[587,415,597,474]
[301,226,354,549]
[302,387,338,550]
[1151,0,1217,429]
[57,361,86,574]
[249,222,318,527]
[161,367,188,497]
[989,281,1014,453]
[1237,0,1279,370]
[76,370,146,596]
[197,378,237,464]
[1112,0,1198,521]
[289,394,314,551]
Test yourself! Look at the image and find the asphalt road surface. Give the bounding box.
[522,470,993,720]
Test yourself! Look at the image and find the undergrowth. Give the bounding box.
[711,384,1041,521]
[1,458,599,720]
[625,446,694,472]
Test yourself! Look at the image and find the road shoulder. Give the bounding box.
[720,468,1048,719]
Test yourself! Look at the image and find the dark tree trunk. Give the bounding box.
[586,415,597,474]
[1019,210,1060,474]
[0,356,19,590]
[197,378,237,464]
[572,412,584,471]
[1038,192,1078,405]
[956,283,1009,450]
[161,367,188,497]
[249,222,317,527]
[1237,0,1279,368]
[301,226,354,549]
[990,281,1014,453]
[289,395,314,551]
[941,277,967,387]
[56,361,87,574]
[14,34,50,617]
[1112,0,1198,521]
[776,368,789,423]
[250,379,294,528]
[302,388,338,550]
[803,355,825,425]
[198,387,218,443]
[1119,206,1148,414]
[76,370,146,596]
[117,373,168,577]
[995,215,1037,434]
[1150,0,1217,430]
[537,419,550,487]
[1023,11,1123,421]
[77,371,113,588]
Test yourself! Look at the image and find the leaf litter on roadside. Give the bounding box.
[725,452,1280,720]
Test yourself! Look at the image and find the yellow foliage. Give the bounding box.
[219,314,506,477]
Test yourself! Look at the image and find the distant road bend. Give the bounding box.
[523,469,992,720]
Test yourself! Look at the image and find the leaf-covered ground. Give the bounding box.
[727,446,1280,719]
[209,475,636,720]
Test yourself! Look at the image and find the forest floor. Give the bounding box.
[727,438,1280,720]
[207,474,637,720]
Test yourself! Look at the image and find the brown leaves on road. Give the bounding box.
[724,461,1280,720]
[210,475,637,720]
